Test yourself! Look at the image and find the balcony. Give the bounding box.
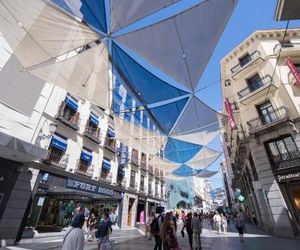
[148,165,154,176]
[120,178,127,188]
[274,42,300,57]
[131,155,139,167]
[43,149,69,169]
[237,75,277,104]
[230,50,263,78]
[148,188,153,197]
[100,174,112,184]
[159,170,164,180]
[129,181,137,190]
[75,160,94,178]
[104,137,116,153]
[271,150,300,171]
[84,125,101,144]
[140,184,145,193]
[56,102,80,130]
[247,106,292,134]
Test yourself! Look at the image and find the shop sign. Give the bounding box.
[285,58,300,86]
[65,178,114,196]
[224,97,237,129]
[119,143,128,166]
[37,196,45,206]
[277,172,300,183]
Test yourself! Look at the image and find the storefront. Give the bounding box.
[275,168,300,234]
[136,197,146,224]
[27,171,122,231]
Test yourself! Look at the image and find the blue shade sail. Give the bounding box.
[172,164,200,176]
[147,97,189,134]
[112,42,188,105]
[107,127,115,137]
[53,0,107,33]
[163,138,202,163]
[80,148,93,162]
[65,95,78,111]
[102,158,111,170]
[50,134,68,151]
[89,113,99,127]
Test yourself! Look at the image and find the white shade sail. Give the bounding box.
[0,0,99,68]
[148,155,180,172]
[110,0,180,33]
[116,0,236,90]
[114,115,167,154]
[30,43,110,109]
[186,147,221,169]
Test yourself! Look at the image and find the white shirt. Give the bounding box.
[62,227,84,250]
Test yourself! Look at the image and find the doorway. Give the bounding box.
[127,198,135,226]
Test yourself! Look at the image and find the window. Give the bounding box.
[140,175,145,191]
[249,154,259,181]
[266,135,300,170]
[239,53,252,67]
[148,181,152,194]
[257,101,277,125]
[247,73,263,92]
[130,170,136,188]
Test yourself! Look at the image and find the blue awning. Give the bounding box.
[80,148,93,163]
[50,134,68,151]
[65,95,78,111]
[107,127,115,138]
[102,159,111,170]
[89,113,99,127]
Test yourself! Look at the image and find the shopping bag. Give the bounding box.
[100,240,114,250]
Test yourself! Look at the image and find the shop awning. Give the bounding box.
[89,113,99,127]
[65,95,78,111]
[80,148,93,163]
[102,158,111,170]
[107,127,115,138]
[50,134,68,152]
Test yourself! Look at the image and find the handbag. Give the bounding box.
[100,240,113,250]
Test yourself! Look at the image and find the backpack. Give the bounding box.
[150,215,162,235]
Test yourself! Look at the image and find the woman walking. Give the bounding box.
[182,212,193,249]
[86,211,97,242]
[191,213,202,250]
[62,214,85,250]
[236,209,246,242]
[162,212,179,250]
[221,213,228,234]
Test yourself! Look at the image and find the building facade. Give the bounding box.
[221,28,300,237]
[0,33,165,245]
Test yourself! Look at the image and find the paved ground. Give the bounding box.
[2,222,300,250]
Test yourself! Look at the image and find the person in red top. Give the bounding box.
[181,210,186,223]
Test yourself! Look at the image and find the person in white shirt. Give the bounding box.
[221,214,228,234]
[213,212,222,234]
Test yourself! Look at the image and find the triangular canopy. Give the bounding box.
[112,42,188,105]
[53,0,107,33]
[116,0,236,90]
[30,43,110,108]
[0,0,99,68]
[110,0,180,33]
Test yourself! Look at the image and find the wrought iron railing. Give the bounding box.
[44,149,69,169]
[271,150,300,171]
[230,50,261,74]
[247,106,290,133]
[237,75,273,99]
[104,137,116,152]
[56,102,80,130]
[131,155,139,166]
[84,125,101,144]
[148,165,154,175]
[75,160,94,177]
[129,181,137,189]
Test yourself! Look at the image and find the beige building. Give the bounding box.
[221,28,300,237]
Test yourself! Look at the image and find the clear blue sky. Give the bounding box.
[197,0,300,189]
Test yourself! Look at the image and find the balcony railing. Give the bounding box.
[131,155,139,166]
[155,168,159,177]
[75,160,94,177]
[104,138,116,152]
[148,189,153,196]
[84,125,101,144]
[140,184,145,193]
[237,75,272,99]
[100,174,112,183]
[271,150,300,171]
[43,149,69,169]
[230,50,261,75]
[159,170,164,180]
[56,102,80,130]
[247,106,291,134]
[148,165,154,175]
[129,181,137,189]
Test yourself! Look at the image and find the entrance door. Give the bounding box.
[127,198,134,226]
[287,182,300,231]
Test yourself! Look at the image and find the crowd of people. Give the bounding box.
[62,203,116,250]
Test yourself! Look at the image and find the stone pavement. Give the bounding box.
[2,223,300,250]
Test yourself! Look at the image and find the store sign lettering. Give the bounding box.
[119,143,128,166]
[65,178,114,196]
[286,58,300,86]
[277,172,300,182]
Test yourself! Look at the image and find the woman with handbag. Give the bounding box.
[162,212,180,250]
[95,212,112,250]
